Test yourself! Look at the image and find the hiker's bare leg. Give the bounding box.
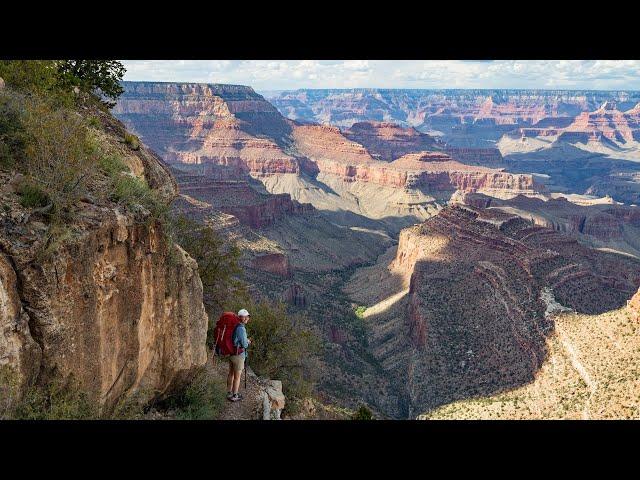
[227,364,234,392]
[232,368,243,394]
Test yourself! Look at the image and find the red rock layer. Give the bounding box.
[343,121,439,161]
[292,124,539,193]
[562,101,640,144]
[115,83,542,199]
[444,147,505,167]
[114,82,300,175]
[251,253,291,277]
[173,169,313,229]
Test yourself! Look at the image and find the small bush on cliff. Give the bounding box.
[0,92,29,169]
[9,376,97,420]
[111,175,167,222]
[21,97,96,220]
[229,299,321,403]
[352,404,374,420]
[1,90,97,222]
[0,366,20,419]
[16,180,50,208]
[162,371,226,420]
[98,153,129,177]
[124,132,140,150]
[354,305,367,319]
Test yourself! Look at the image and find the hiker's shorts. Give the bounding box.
[229,354,245,373]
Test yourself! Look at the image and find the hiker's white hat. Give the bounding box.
[238,309,250,317]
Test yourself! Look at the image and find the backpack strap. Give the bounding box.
[232,323,245,355]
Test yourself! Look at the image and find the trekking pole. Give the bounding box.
[244,347,249,390]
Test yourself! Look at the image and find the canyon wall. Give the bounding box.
[0,102,208,413]
[265,89,640,129]
[364,204,640,417]
[115,83,544,226]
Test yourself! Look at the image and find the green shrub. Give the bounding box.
[163,371,226,420]
[111,174,167,221]
[0,60,126,109]
[170,215,248,323]
[0,366,20,419]
[354,305,367,319]
[0,60,73,107]
[124,132,140,150]
[98,154,129,176]
[88,116,101,128]
[0,92,28,169]
[109,393,147,420]
[16,180,50,208]
[11,94,97,221]
[9,376,97,420]
[352,405,374,420]
[56,60,126,108]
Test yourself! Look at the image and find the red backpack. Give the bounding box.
[213,312,245,356]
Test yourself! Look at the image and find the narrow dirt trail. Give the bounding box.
[207,357,263,420]
[555,323,597,419]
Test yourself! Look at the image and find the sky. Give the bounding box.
[121,60,640,92]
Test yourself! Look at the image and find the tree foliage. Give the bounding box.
[170,215,248,315]
[0,60,126,108]
[57,60,125,107]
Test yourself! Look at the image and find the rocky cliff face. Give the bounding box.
[459,192,639,235]
[560,101,640,144]
[343,121,440,161]
[354,204,640,417]
[172,166,313,229]
[115,83,544,230]
[0,104,208,414]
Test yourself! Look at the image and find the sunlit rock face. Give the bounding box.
[115,83,544,230]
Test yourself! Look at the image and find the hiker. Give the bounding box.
[213,309,252,402]
[228,309,251,401]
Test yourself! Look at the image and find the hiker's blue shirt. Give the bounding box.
[233,323,249,359]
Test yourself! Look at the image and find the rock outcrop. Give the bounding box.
[453,192,640,256]
[251,253,291,277]
[172,166,313,229]
[550,101,640,145]
[361,204,640,417]
[343,121,439,161]
[0,101,208,414]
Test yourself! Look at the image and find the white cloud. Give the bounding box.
[121,60,640,90]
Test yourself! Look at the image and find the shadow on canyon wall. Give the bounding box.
[386,210,640,417]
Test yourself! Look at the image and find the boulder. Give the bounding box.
[262,379,285,420]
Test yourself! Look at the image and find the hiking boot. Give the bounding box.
[230,393,243,402]
[226,391,234,401]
